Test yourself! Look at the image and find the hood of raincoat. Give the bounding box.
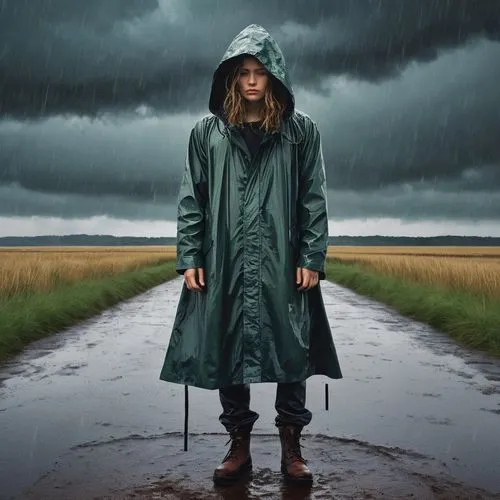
[208,24,295,125]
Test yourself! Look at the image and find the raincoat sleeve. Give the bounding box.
[175,122,208,275]
[297,119,329,280]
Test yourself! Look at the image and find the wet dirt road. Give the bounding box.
[1,277,499,499]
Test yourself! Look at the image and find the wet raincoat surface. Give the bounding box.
[160,24,342,390]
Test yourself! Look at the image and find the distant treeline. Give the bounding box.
[1,234,499,246]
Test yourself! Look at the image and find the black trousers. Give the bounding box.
[218,381,312,433]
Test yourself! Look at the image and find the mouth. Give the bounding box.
[246,90,259,94]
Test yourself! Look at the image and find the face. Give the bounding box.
[237,56,269,102]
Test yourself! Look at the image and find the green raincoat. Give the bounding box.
[160,24,342,390]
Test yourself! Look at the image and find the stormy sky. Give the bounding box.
[1,0,499,237]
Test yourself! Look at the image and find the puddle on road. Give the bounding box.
[24,433,498,500]
[1,279,500,498]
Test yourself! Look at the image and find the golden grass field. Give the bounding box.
[2,245,500,301]
[0,246,176,298]
[327,246,500,299]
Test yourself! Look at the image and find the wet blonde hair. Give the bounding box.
[222,58,287,133]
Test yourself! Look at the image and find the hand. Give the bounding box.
[184,267,205,292]
[296,267,319,291]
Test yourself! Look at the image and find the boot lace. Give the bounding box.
[285,431,307,464]
[223,432,244,462]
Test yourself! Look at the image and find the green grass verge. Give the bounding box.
[325,259,500,358]
[0,261,178,363]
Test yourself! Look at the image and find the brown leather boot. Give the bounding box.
[278,425,313,483]
[213,429,252,485]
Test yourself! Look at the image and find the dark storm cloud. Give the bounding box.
[1,36,499,212]
[0,113,188,199]
[329,185,500,221]
[0,140,181,200]
[323,40,500,190]
[0,0,499,226]
[1,0,500,118]
[1,182,499,222]
[0,182,177,220]
[284,0,500,84]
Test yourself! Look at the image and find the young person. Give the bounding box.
[160,24,342,486]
